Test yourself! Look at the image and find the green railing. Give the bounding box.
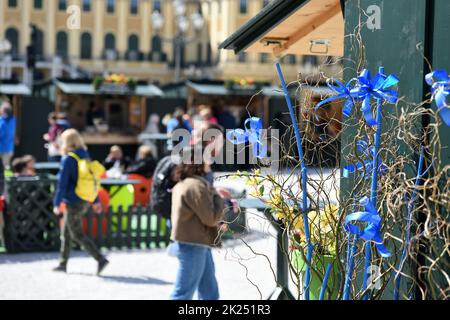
[2,177,170,253]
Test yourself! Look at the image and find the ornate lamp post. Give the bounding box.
[151,0,205,82]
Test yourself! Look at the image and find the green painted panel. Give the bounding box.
[432,0,450,165]
[342,0,427,299]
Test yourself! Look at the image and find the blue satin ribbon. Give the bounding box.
[226,117,267,158]
[315,78,361,117]
[356,69,399,126]
[343,140,386,178]
[425,70,450,126]
[315,69,399,126]
[345,196,391,258]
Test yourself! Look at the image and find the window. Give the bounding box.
[82,0,91,12]
[127,34,139,60]
[197,43,203,64]
[239,0,247,14]
[105,33,116,50]
[153,0,161,12]
[80,32,92,59]
[303,55,318,66]
[34,27,44,58]
[5,28,19,57]
[56,31,68,58]
[259,53,269,64]
[106,0,115,14]
[130,0,139,15]
[151,35,162,52]
[262,0,270,7]
[34,0,43,9]
[238,52,247,63]
[286,54,296,65]
[58,0,67,11]
[8,0,17,8]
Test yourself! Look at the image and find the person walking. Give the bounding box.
[52,129,109,275]
[169,146,225,300]
[0,100,16,169]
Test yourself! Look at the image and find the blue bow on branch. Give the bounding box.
[425,70,450,126]
[343,140,387,178]
[315,69,399,126]
[226,117,267,158]
[345,196,391,258]
[315,78,361,117]
[356,69,400,126]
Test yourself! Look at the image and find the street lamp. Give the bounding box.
[151,0,205,82]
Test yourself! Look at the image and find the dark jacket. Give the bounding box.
[0,115,16,153]
[103,157,131,171]
[53,148,90,207]
[125,156,157,179]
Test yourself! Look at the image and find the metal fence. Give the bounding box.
[2,178,170,253]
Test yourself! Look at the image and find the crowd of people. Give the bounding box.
[0,99,239,300]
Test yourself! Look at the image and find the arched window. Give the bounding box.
[151,35,162,53]
[5,27,19,57]
[127,34,139,60]
[80,32,92,59]
[34,27,45,58]
[128,35,139,52]
[56,31,68,58]
[104,33,116,50]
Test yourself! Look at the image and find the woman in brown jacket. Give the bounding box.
[169,148,225,300]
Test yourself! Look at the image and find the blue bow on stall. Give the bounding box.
[343,140,387,178]
[226,117,267,158]
[344,196,391,258]
[315,69,399,127]
[425,70,450,126]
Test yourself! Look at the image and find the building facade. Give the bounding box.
[0,0,340,84]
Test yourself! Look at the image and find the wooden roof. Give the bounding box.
[220,0,344,57]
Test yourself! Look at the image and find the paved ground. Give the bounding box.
[0,208,298,300]
[0,172,334,300]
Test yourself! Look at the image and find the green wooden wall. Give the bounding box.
[342,0,448,299]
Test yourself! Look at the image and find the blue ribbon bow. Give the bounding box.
[226,117,267,158]
[425,70,450,126]
[343,140,387,178]
[315,78,361,117]
[356,69,400,126]
[315,69,399,126]
[344,196,391,258]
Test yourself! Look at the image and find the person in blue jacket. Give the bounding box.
[53,129,109,275]
[0,101,16,168]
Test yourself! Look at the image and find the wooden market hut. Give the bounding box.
[54,78,163,158]
[186,79,286,129]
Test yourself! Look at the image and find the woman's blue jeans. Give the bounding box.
[170,241,219,300]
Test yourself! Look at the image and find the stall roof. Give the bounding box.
[187,81,285,97]
[0,83,31,95]
[219,0,344,57]
[55,79,163,97]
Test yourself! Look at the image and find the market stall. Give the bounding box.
[54,76,163,149]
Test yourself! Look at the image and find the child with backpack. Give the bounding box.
[52,129,109,275]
